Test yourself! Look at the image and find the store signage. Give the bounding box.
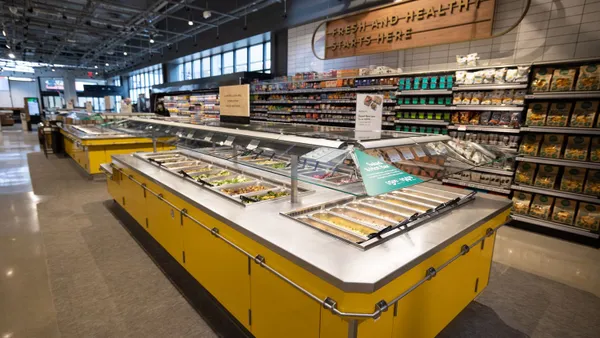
[219,84,250,123]
[354,149,423,196]
[356,93,383,131]
[323,0,495,59]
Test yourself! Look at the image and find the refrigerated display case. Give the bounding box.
[102,118,512,337]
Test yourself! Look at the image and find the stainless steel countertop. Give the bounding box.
[112,151,511,293]
[60,125,146,140]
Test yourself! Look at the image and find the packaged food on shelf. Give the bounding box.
[546,102,572,127]
[482,92,493,105]
[552,198,577,225]
[560,167,586,193]
[513,90,526,105]
[469,112,481,125]
[459,111,471,124]
[479,111,491,125]
[584,169,600,196]
[534,165,559,189]
[471,91,484,105]
[570,101,598,127]
[574,203,599,231]
[488,111,502,125]
[515,66,531,82]
[564,136,590,161]
[512,192,533,215]
[491,91,503,105]
[531,68,554,92]
[494,68,507,83]
[515,162,537,185]
[539,134,564,158]
[591,137,600,162]
[461,92,473,105]
[519,134,542,156]
[529,194,554,219]
[576,64,600,91]
[525,102,549,126]
[505,68,518,83]
[550,68,577,91]
[498,112,512,126]
[502,90,514,105]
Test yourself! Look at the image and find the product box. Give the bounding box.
[546,102,572,127]
[591,137,600,162]
[550,68,577,91]
[534,165,559,189]
[576,64,600,91]
[564,136,590,161]
[570,101,598,127]
[560,167,586,193]
[525,102,549,126]
[515,162,537,185]
[531,67,554,92]
[519,134,543,156]
[539,134,564,158]
[430,76,438,89]
[405,78,412,90]
[422,77,429,90]
[413,77,421,90]
[584,169,600,197]
[398,78,406,90]
[529,194,555,220]
[551,198,577,225]
[574,203,600,231]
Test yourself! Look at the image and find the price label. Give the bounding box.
[204,132,214,142]
[385,148,402,163]
[247,139,260,150]
[412,145,426,158]
[457,125,467,131]
[186,131,195,139]
[224,136,235,146]
[397,147,415,160]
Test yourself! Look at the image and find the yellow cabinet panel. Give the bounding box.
[119,173,147,227]
[146,191,184,264]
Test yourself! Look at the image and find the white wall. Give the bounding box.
[288,0,600,74]
[9,80,39,108]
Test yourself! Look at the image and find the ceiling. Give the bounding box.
[0,0,282,73]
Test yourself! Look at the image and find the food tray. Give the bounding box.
[218,180,277,196]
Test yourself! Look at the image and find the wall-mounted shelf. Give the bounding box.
[453,83,528,91]
[454,105,524,111]
[511,184,599,204]
[511,215,599,239]
[442,178,511,194]
[251,85,397,95]
[394,105,453,110]
[447,125,521,133]
[395,119,449,126]
[520,126,600,134]
[515,156,600,169]
[395,89,452,96]
[525,91,600,100]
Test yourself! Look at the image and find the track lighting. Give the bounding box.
[188,20,193,26]
[149,38,154,44]
[2,30,6,36]
[5,44,10,49]
[203,11,211,19]
[123,51,127,56]
[168,44,172,50]
[105,63,109,66]
[8,53,15,58]
[95,65,98,68]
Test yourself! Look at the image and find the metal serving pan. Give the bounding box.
[344,202,407,222]
[240,187,291,204]
[358,199,418,218]
[205,174,253,187]
[328,207,395,228]
[218,180,277,196]
[308,213,374,240]
[297,217,365,243]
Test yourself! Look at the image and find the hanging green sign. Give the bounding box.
[354,149,423,196]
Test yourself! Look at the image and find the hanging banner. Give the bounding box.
[354,149,423,196]
[356,93,383,131]
[321,0,496,59]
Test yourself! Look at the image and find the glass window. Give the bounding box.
[149,72,154,86]
[235,48,247,72]
[223,51,234,74]
[202,57,210,77]
[154,70,160,85]
[184,62,192,80]
[265,42,271,71]
[212,55,222,76]
[193,60,201,79]
[177,64,184,81]
[249,44,263,71]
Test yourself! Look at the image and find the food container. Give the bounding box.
[219,181,276,196]
[345,202,406,222]
[189,169,232,181]
[241,188,291,203]
[374,195,432,213]
[207,174,253,187]
[310,212,379,236]
[329,207,395,227]
[297,217,364,243]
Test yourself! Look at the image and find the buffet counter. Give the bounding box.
[105,147,510,338]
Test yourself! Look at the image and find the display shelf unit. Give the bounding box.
[511,214,599,239]
[251,85,397,94]
[442,178,511,194]
[520,126,600,134]
[395,119,449,126]
[454,105,524,111]
[394,105,453,110]
[445,163,514,176]
[447,125,521,133]
[511,184,600,204]
[525,91,600,100]
[395,89,452,96]
[452,83,528,91]
[516,156,600,170]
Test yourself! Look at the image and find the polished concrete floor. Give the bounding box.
[1,126,599,338]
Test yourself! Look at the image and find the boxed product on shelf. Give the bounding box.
[551,198,577,225]
[564,136,590,161]
[529,194,555,219]
[546,102,572,127]
[574,203,599,231]
[515,162,537,185]
[512,192,533,215]
[539,134,564,158]
[584,169,600,196]
[560,167,586,193]
[576,64,600,91]
[591,137,600,162]
[531,67,554,92]
[533,165,559,189]
[519,134,542,156]
[550,68,577,91]
[570,101,598,127]
[525,102,549,126]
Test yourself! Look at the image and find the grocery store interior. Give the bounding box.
[1,0,600,337]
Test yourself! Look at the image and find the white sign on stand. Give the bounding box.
[355,93,383,131]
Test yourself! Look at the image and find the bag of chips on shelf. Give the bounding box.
[515,66,531,83]
[465,72,475,85]
[480,111,492,125]
[482,92,493,105]
[471,91,484,105]
[512,90,526,105]
[564,136,590,161]
[570,101,598,127]
[531,67,554,92]
[546,102,572,127]
[453,92,463,105]
[502,89,514,105]
[505,68,518,83]
[539,134,564,158]
[529,194,554,219]
[576,64,600,91]
[459,111,471,124]
[455,71,467,84]
[473,71,484,85]
[519,134,542,156]
[483,69,495,84]
[560,167,586,193]
[591,137,600,162]
[491,90,504,105]
[534,165,559,189]
[552,198,577,225]
[512,192,532,215]
[469,112,481,125]
[584,169,600,196]
[499,112,512,126]
[550,68,577,91]
[574,203,600,231]
[515,162,537,185]
[494,68,507,84]
[462,92,473,105]
[509,112,521,128]
[525,102,549,126]
[488,111,502,125]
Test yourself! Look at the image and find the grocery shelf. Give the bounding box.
[525,91,600,100]
[452,83,528,91]
[321,110,355,115]
[515,156,600,169]
[250,117,268,121]
[511,184,600,203]
[252,99,356,104]
[319,119,355,124]
[442,178,511,194]
[267,111,292,115]
[445,163,514,176]
[510,214,599,239]
[520,126,600,134]
[394,105,453,110]
[395,119,449,126]
[395,89,452,96]
[251,85,397,95]
[292,109,321,113]
[382,112,396,116]
[382,121,394,126]
[454,105,524,111]
[447,125,521,133]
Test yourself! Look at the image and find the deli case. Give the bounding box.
[101,117,512,338]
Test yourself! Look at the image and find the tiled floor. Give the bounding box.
[1,125,599,338]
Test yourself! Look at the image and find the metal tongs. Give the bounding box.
[240,195,258,203]
[179,170,213,186]
[367,212,420,240]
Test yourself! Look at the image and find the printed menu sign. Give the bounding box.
[354,149,423,196]
[219,84,250,123]
[355,93,383,131]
